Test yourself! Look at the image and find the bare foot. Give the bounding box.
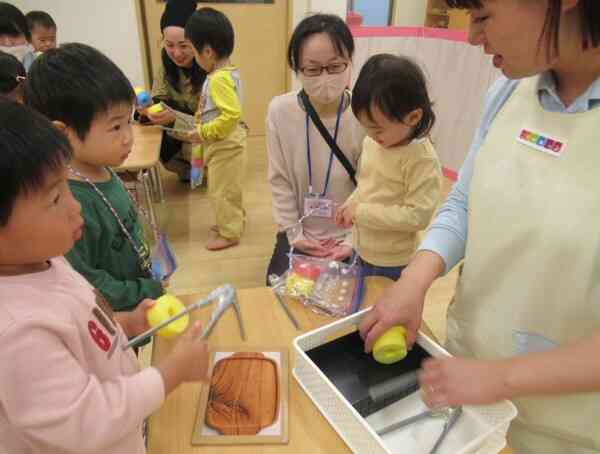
[206,235,239,251]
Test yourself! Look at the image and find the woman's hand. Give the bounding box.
[147,108,177,126]
[419,357,510,408]
[292,238,331,257]
[359,251,445,352]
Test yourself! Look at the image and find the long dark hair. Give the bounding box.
[161,47,205,95]
[446,0,600,59]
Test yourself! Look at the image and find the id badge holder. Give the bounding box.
[304,193,334,218]
[150,233,178,282]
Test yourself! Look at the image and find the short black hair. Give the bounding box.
[185,7,234,59]
[446,0,600,58]
[0,2,29,40]
[288,13,354,73]
[0,100,72,226]
[26,10,56,31]
[24,43,134,141]
[352,54,436,141]
[0,50,25,95]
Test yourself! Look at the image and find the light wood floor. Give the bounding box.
[155,136,458,342]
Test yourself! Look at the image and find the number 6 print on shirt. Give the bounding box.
[88,320,112,352]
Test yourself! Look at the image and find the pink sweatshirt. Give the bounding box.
[0,257,165,454]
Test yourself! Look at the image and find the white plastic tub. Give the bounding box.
[293,309,517,454]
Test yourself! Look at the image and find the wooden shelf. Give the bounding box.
[425,0,469,31]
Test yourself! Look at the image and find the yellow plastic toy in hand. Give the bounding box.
[147,103,164,114]
[373,326,408,364]
[146,294,189,339]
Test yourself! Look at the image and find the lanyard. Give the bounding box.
[306,93,345,197]
[68,166,153,277]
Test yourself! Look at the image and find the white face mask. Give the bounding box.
[0,43,33,62]
[299,67,350,105]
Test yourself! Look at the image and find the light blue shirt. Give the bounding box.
[419,72,600,274]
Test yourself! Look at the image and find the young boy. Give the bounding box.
[0,100,209,454]
[25,10,57,53]
[185,8,247,251]
[24,43,164,313]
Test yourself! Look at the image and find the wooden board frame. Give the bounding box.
[192,347,289,445]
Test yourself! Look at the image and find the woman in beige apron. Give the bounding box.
[359,1,600,453]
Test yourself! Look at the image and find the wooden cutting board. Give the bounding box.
[205,352,280,435]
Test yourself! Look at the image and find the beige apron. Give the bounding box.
[447,75,600,454]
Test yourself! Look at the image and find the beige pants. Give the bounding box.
[204,124,247,240]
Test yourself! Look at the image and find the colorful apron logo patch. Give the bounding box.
[517,128,566,157]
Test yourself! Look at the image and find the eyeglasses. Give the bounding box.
[299,62,349,77]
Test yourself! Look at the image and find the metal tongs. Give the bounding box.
[123,284,245,350]
[376,406,463,454]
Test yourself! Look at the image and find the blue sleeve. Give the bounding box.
[418,76,519,274]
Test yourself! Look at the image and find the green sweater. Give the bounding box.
[65,174,164,311]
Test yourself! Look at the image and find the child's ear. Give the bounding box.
[405,108,423,127]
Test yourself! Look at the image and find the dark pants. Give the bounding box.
[358,257,405,281]
[159,130,185,164]
[266,231,291,285]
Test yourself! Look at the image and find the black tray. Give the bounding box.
[306,330,431,417]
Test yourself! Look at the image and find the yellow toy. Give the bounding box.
[146,294,190,338]
[373,326,407,364]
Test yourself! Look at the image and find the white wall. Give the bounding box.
[294,0,347,27]
[13,0,145,87]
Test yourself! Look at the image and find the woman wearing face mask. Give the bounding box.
[143,0,206,181]
[266,14,364,283]
[359,1,600,453]
[0,3,35,71]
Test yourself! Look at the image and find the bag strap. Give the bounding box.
[299,90,357,186]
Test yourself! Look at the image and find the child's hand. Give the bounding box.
[187,129,203,144]
[335,202,357,229]
[115,299,154,337]
[127,298,156,337]
[418,357,510,408]
[157,321,209,395]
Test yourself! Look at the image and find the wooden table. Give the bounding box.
[148,278,514,454]
[117,124,165,204]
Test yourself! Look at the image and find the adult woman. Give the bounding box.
[144,0,206,180]
[266,14,364,282]
[360,1,600,453]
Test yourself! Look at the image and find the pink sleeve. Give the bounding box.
[0,320,164,453]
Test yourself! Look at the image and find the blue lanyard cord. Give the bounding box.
[306,93,345,197]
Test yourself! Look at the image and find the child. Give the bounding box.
[24,43,164,313]
[185,7,247,251]
[0,99,209,454]
[0,2,36,70]
[25,10,57,53]
[336,54,441,280]
[0,50,25,101]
